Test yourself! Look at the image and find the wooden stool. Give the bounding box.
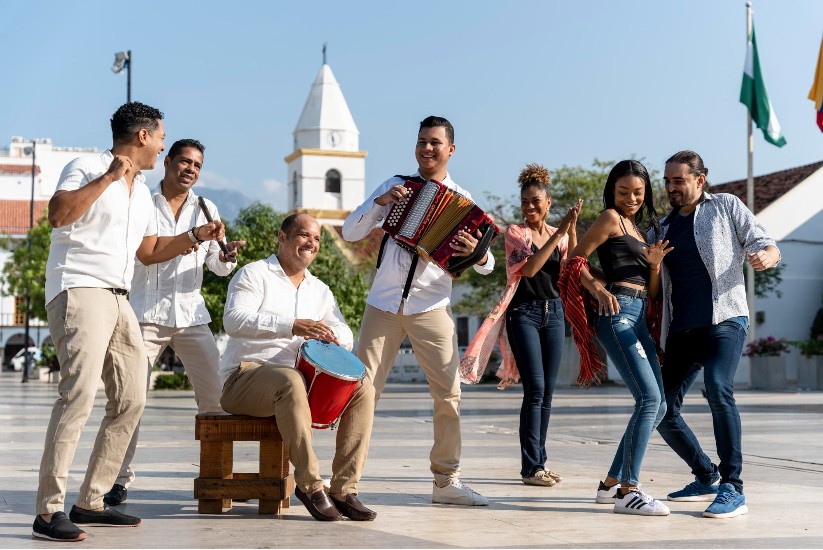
[194,414,294,514]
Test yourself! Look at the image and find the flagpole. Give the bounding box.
[746,1,756,344]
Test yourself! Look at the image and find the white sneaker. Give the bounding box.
[613,489,670,516]
[595,480,620,504]
[432,480,489,506]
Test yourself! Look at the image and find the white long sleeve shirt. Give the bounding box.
[129,185,236,328]
[46,151,157,303]
[219,255,353,386]
[341,171,495,315]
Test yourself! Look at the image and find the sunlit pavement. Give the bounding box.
[2,371,822,548]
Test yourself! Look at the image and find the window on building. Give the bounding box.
[13,296,25,326]
[291,172,298,207]
[456,317,469,347]
[325,169,341,193]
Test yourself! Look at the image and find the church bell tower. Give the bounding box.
[285,55,366,226]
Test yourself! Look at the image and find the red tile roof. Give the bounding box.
[0,200,49,235]
[0,163,41,175]
[328,225,384,265]
[711,161,823,214]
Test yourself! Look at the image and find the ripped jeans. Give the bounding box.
[595,293,666,486]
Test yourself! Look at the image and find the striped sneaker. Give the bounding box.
[613,489,670,516]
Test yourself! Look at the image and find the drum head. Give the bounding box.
[299,340,365,381]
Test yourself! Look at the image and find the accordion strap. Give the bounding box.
[376,233,419,302]
[376,174,425,302]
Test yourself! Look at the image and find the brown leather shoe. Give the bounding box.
[295,487,342,521]
[329,494,377,521]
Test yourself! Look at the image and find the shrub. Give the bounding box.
[153,372,192,390]
[793,335,823,357]
[743,336,790,357]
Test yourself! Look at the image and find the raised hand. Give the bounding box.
[558,199,583,234]
[645,239,673,269]
[105,155,134,181]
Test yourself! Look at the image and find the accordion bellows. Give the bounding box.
[382,178,500,278]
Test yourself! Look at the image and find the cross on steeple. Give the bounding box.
[322,42,327,65]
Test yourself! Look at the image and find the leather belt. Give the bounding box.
[607,284,647,299]
[107,288,128,295]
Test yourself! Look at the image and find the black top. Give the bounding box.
[663,210,713,332]
[511,244,562,305]
[596,215,649,286]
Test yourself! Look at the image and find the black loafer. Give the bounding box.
[329,494,377,521]
[103,484,128,506]
[69,505,141,527]
[32,512,87,541]
[294,487,342,521]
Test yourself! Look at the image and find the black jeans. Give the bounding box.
[506,298,565,477]
[656,318,748,493]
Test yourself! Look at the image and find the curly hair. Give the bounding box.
[518,163,551,193]
[110,101,164,144]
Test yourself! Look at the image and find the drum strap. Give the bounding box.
[375,175,426,301]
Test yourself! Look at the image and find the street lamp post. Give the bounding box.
[22,141,35,383]
[112,50,132,102]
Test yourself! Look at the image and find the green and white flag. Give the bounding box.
[740,25,786,147]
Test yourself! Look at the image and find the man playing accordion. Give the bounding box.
[342,115,495,506]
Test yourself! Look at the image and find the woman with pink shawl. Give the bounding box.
[460,164,580,487]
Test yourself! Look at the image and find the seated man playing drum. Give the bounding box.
[219,213,376,522]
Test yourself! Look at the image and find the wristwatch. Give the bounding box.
[188,227,203,244]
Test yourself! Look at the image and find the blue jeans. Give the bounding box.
[656,318,748,493]
[506,298,565,477]
[595,294,666,486]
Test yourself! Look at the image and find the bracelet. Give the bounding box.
[189,227,204,244]
[650,264,661,272]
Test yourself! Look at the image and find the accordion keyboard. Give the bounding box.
[398,182,439,240]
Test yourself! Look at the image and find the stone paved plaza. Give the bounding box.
[2,371,823,548]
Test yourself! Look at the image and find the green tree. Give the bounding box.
[1,215,51,321]
[201,202,369,336]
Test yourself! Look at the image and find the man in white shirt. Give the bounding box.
[220,213,376,522]
[342,116,495,506]
[102,139,245,507]
[33,103,224,542]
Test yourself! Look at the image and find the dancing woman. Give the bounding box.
[560,159,671,516]
[461,164,580,486]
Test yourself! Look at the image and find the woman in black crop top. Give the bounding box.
[568,160,674,515]
[504,165,581,487]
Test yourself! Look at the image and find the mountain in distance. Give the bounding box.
[196,188,255,223]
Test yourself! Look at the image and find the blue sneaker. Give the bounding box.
[703,483,748,518]
[667,478,720,502]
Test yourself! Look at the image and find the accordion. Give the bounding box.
[381,178,500,278]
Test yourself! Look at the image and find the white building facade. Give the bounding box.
[0,137,99,368]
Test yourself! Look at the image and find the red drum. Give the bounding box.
[295,340,366,430]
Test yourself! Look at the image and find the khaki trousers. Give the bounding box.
[220,362,374,495]
[358,304,462,484]
[116,323,224,487]
[37,288,148,515]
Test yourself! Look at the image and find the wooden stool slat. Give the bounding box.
[194,413,292,515]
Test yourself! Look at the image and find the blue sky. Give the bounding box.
[1,1,821,213]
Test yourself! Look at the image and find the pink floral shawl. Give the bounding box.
[459,222,568,389]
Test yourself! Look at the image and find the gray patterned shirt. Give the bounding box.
[649,191,778,345]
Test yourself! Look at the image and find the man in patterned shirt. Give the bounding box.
[652,150,780,519]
